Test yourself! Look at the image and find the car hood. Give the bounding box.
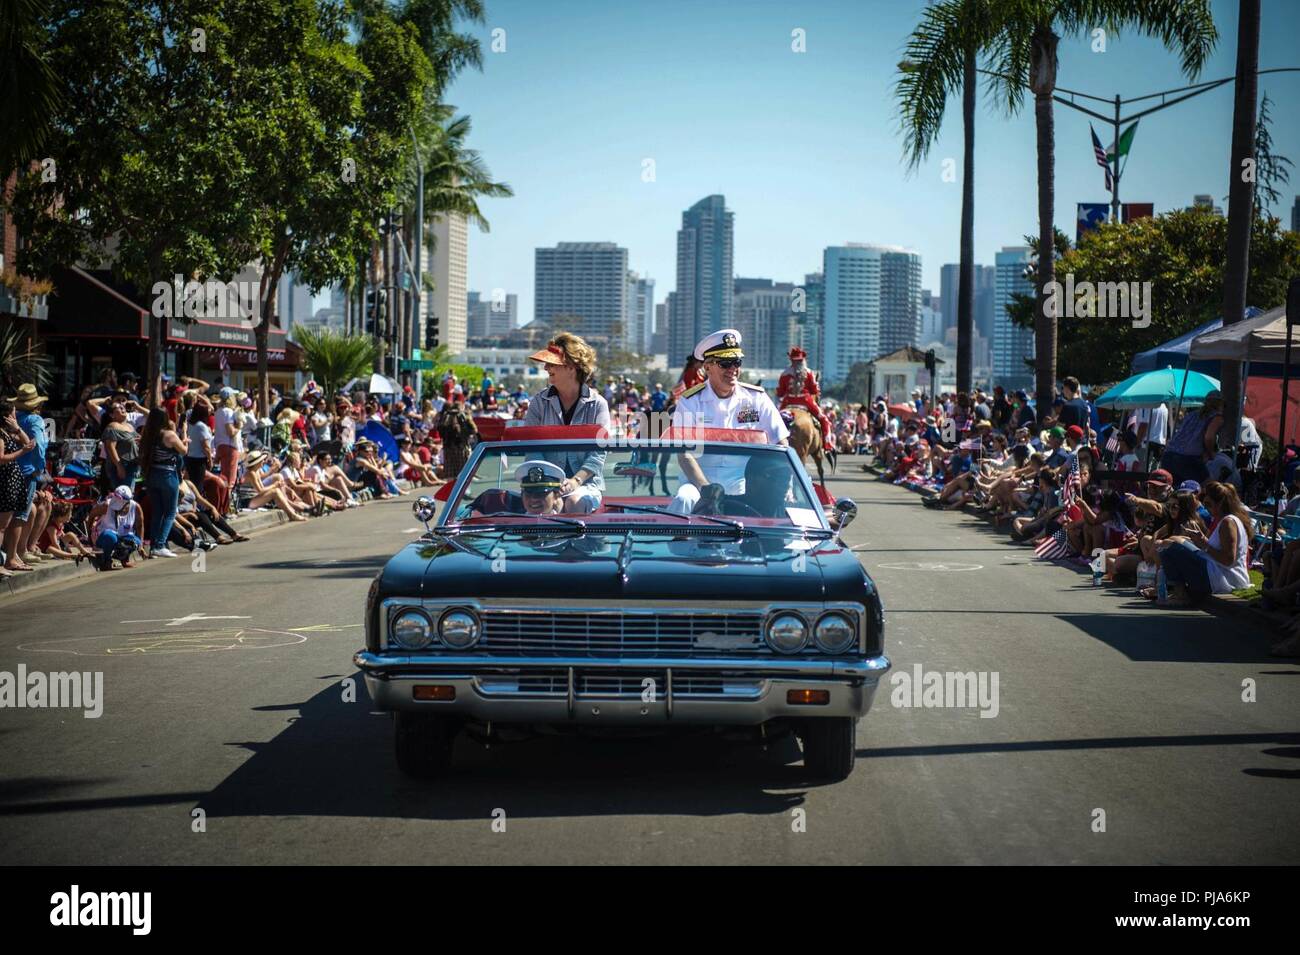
[380,531,850,602]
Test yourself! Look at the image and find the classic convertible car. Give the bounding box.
[354,425,889,781]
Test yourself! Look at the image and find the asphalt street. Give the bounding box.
[1,467,1296,865]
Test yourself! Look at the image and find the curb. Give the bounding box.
[0,506,292,599]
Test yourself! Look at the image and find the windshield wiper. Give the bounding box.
[609,501,746,531]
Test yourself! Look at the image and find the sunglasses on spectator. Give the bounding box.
[712,358,743,369]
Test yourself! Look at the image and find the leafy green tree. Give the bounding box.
[238,0,432,413]
[0,0,63,175]
[9,0,268,403]
[292,325,379,400]
[1007,209,1300,383]
[984,0,1217,402]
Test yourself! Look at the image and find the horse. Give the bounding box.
[785,407,835,485]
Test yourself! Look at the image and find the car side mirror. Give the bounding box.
[413,496,437,527]
[833,497,858,533]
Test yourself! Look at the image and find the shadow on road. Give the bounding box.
[190,681,827,821]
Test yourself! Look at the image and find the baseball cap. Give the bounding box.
[1177,480,1202,494]
[1066,425,1084,440]
[108,486,133,509]
[1048,426,1066,440]
[1148,469,1173,486]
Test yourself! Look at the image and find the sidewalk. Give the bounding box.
[1,483,420,599]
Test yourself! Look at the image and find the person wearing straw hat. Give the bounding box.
[3,384,51,568]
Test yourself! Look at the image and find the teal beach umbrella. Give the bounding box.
[1094,366,1221,410]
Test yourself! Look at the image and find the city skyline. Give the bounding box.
[449,0,1300,331]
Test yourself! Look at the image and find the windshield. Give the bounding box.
[442,440,823,531]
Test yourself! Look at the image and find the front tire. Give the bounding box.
[394,712,456,779]
[799,717,856,781]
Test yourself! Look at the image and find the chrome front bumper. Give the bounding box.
[354,651,891,724]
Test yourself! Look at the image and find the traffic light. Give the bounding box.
[425,314,440,349]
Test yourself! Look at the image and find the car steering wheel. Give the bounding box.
[715,498,762,518]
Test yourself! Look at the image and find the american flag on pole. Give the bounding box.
[1090,125,1113,191]
[958,437,982,451]
[219,352,230,373]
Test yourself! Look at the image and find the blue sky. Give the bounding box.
[441,0,1300,326]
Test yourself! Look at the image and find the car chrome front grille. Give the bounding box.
[476,670,766,699]
[478,610,767,657]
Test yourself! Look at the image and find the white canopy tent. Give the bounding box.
[1187,305,1288,363]
[340,373,399,395]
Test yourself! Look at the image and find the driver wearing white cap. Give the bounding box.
[668,329,788,515]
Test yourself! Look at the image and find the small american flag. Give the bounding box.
[1062,454,1082,506]
[1090,125,1113,191]
[219,352,230,373]
[958,437,982,451]
[1034,527,1073,561]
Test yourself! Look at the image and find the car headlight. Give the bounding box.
[390,609,433,650]
[438,608,481,649]
[765,612,808,654]
[814,612,857,654]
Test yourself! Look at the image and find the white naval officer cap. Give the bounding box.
[515,459,566,490]
[693,328,745,362]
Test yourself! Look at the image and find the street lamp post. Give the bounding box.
[978,67,1300,221]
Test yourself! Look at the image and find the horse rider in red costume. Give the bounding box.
[777,346,834,453]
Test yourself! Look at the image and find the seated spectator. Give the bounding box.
[88,485,144,571]
[179,475,248,543]
[1114,430,1140,472]
[1154,481,1251,606]
[279,450,335,515]
[396,435,439,487]
[306,451,364,506]
[1119,490,1205,588]
[37,501,96,563]
[241,450,310,521]
[1011,470,1063,541]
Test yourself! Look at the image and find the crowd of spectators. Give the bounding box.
[0,369,529,579]
[850,376,1292,655]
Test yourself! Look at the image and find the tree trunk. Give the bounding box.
[1219,0,1261,449]
[1031,26,1059,405]
[257,238,291,415]
[956,46,976,395]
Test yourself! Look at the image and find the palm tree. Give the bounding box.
[897,0,997,395]
[0,0,63,176]
[984,0,1217,403]
[1218,0,1260,453]
[292,324,379,400]
[0,322,51,394]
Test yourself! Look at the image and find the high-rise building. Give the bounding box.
[671,195,734,361]
[918,289,943,343]
[653,301,670,355]
[939,263,960,334]
[426,212,468,352]
[534,242,629,345]
[1191,194,1224,216]
[992,246,1035,391]
[277,272,313,333]
[1291,195,1299,233]
[822,243,921,383]
[467,290,517,341]
[626,271,655,352]
[795,272,824,373]
[733,278,797,369]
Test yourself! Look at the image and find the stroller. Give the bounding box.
[48,441,102,541]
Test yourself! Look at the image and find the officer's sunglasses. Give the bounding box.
[713,358,743,369]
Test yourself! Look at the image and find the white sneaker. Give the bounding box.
[152,548,179,558]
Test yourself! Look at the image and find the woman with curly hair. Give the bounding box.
[523,331,612,513]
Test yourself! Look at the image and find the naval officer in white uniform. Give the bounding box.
[668,329,789,515]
